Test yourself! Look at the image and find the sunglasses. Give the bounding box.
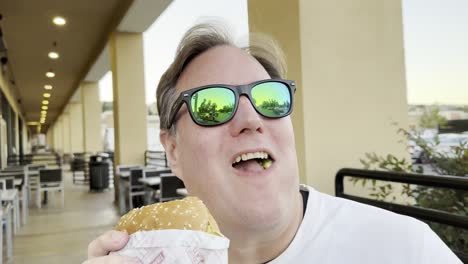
[166,79,296,129]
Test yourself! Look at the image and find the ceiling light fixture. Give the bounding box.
[48,51,59,59]
[42,106,48,110]
[48,41,60,60]
[41,111,47,115]
[44,85,53,90]
[42,100,49,105]
[43,93,51,98]
[46,71,55,78]
[53,16,66,26]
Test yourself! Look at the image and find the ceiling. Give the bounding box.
[0,0,134,128]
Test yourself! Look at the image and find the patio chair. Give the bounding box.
[37,169,64,208]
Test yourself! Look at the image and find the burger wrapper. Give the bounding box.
[111,230,230,264]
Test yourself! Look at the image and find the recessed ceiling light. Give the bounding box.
[43,93,51,98]
[53,16,66,26]
[42,100,49,105]
[44,85,53,90]
[40,120,45,124]
[48,52,59,59]
[46,71,55,78]
[41,110,47,115]
[42,106,48,110]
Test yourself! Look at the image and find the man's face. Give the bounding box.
[162,45,300,232]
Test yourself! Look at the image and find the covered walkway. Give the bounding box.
[8,166,118,264]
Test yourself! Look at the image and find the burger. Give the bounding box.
[116,196,222,237]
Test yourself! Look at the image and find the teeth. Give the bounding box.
[232,151,271,165]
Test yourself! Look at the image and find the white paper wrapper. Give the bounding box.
[111,230,230,264]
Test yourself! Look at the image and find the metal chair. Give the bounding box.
[27,164,46,203]
[157,174,185,202]
[128,168,146,209]
[0,176,20,233]
[0,203,13,263]
[116,165,141,214]
[37,169,64,208]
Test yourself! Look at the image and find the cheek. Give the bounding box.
[270,117,296,149]
[177,121,223,172]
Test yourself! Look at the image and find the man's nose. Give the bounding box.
[229,96,264,136]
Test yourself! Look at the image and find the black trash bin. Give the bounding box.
[89,155,110,191]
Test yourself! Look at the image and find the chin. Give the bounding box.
[235,200,283,230]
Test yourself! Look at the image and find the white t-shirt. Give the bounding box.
[270,185,462,264]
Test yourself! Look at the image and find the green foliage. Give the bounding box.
[354,127,468,253]
[101,101,113,113]
[147,102,158,115]
[196,99,219,122]
[419,106,447,129]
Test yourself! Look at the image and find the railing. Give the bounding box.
[7,153,61,167]
[335,168,468,262]
[144,150,168,168]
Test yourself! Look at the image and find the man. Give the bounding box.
[85,24,460,264]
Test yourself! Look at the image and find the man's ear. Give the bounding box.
[160,130,183,180]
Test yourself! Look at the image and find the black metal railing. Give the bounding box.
[335,168,468,262]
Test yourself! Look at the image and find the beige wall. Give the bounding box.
[249,0,409,195]
[69,103,84,153]
[81,82,103,153]
[110,32,148,165]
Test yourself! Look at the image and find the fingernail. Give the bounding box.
[111,231,126,243]
[124,257,141,264]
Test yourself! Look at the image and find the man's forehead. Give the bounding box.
[175,45,270,91]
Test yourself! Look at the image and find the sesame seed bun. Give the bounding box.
[116,197,221,236]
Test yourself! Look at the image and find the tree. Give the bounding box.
[419,106,447,129]
[102,101,113,112]
[147,102,158,115]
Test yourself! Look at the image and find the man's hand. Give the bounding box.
[83,230,140,264]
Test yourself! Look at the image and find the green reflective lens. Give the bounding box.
[191,88,235,125]
[251,82,291,118]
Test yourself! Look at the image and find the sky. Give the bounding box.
[402,0,468,105]
[99,0,249,103]
[100,0,468,106]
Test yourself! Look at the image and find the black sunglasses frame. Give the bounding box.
[166,79,296,129]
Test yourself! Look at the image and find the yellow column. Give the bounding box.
[46,127,53,149]
[110,32,148,165]
[69,102,84,153]
[52,125,56,151]
[249,0,409,194]
[56,116,63,154]
[14,112,19,154]
[81,82,103,153]
[248,0,306,184]
[62,109,71,154]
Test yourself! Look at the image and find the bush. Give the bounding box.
[354,127,468,252]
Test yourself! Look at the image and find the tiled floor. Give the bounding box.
[4,168,119,264]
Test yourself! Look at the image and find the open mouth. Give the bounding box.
[231,151,274,170]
